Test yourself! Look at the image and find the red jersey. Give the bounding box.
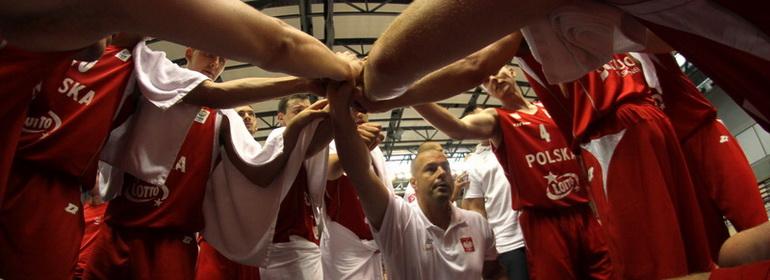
[0,45,75,204]
[648,53,717,140]
[105,107,216,233]
[16,46,135,183]
[492,105,589,210]
[325,175,373,240]
[272,166,319,244]
[569,54,655,143]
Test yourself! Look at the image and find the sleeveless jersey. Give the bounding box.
[106,107,216,233]
[16,46,135,182]
[325,175,373,240]
[493,105,589,210]
[273,166,319,244]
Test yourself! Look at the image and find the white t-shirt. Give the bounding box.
[373,195,497,280]
[464,144,525,254]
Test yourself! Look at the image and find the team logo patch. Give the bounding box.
[77,60,99,73]
[510,113,522,120]
[115,49,132,62]
[544,172,579,200]
[195,108,210,124]
[720,135,729,143]
[460,237,475,252]
[407,194,416,203]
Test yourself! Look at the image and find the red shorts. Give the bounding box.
[580,101,714,279]
[0,162,85,280]
[74,203,108,279]
[82,224,198,280]
[682,119,768,259]
[710,260,770,280]
[520,204,614,280]
[196,238,261,280]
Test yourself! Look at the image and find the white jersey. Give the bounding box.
[464,144,525,254]
[260,236,323,280]
[374,195,497,280]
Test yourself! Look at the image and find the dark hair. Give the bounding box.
[277,93,310,113]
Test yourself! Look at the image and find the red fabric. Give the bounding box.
[651,53,718,140]
[492,106,590,210]
[16,46,134,183]
[642,20,770,131]
[519,205,613,280]
[272,166,319,244]
[0,46,74,207]
[682,120,767,260]
[517,53,575,144]
[0,162,85,280]
[74,203,108,279]
[106,108,216,233]
[710,260,770,280]
[580,101,714,279]
[325,175,374,240]
[196,237,261,280]
[83,223,198,280]
[569,54,656,144]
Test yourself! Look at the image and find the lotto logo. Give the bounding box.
[460,237,475,252]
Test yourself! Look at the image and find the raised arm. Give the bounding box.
[184,77,321,109]
[327,82,391,230]
[222,101,328,187]
[362,33,523,112]
[364,0,563,99]
[412,104,498,141]
[2,0,360,81]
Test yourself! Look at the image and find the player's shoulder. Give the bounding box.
[482,107,499,117]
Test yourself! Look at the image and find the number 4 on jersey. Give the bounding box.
[539,124,551,143]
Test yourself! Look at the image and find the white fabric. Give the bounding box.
[100,40,207,186]
[464,144,525,254]
[373,195,497,280]
[521,1,647,83]
[97,161,122,201]
[132,40,209,109]
[629,52,662,94]
[403,183,418,206]
[260,236,323,280]
[321,221,383,280]
[203,113,328,266]
[609,0,770,61]
[321,142,390,280]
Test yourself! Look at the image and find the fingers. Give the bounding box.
[308,99,329,110]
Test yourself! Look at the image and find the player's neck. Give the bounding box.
[500,95,531,112]
[418,198,452,230]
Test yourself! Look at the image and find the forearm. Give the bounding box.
[184,77,312,108]
[305,119,333,158]
[381,33,523,108]
[412,103,472,140]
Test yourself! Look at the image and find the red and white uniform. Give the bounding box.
[84,106,216,280]
[638,52,768,260]
[261,127,323,280]
[493,105,613,279]
[0,45,134,280]
[321,143,391,280]
[519,53,714,279]
[196,237,261,280]
[0,45,74,208]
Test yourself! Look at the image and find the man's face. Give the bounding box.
[186,48,226,80]
[278,98,311,125]
[483,66,518,99]
[236,105,257,135]
[411,150,454,204]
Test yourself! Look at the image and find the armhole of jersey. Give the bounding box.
[112,72,137,122]
[210,112,222,173]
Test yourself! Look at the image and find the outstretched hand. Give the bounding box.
[289,99,329,127]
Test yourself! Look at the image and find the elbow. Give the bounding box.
[184,82,229,109]
[259,20,299,72]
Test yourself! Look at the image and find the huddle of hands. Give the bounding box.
[299,51,387,151]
